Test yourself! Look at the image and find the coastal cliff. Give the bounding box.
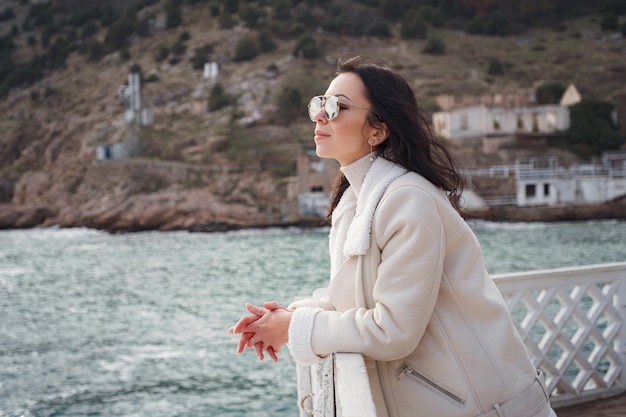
[1,2,625,231]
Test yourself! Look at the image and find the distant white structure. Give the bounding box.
[95,142,130,161]
[432,85,581,140]
[433,104,571,139]
[559,84,582,106]
[462,152,626,207]
[516,153,626,206]
[118,69,153,127]
[203,62,219,79]
[98,67,154,161]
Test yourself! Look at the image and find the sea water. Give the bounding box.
[1,220,625,417]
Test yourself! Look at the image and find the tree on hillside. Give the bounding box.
[234,35,259,61]
[600,14,619,31]
[275,86,302,126]
[382,0,414,20]
[423,35,446,54]
[105,18,136,50]
[293,34,321,59]
[400,10,428,39]
[559,99,625,157]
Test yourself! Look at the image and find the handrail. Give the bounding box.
[296,262,626,416]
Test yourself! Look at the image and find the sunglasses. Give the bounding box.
[307,95,371,122]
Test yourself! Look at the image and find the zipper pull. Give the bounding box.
[398,365,413,380]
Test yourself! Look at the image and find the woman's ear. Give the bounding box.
[373,122,389,144]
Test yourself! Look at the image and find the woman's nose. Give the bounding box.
[314,107,327,123]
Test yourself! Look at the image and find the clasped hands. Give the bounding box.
[229,301,293,362]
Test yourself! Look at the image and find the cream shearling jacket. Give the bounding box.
[287,156,554,417]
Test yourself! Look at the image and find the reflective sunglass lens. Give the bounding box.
[324,96,339,121]
[308,97,322,121]
[308,96,340,121]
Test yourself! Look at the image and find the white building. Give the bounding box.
[462,152,626,207]
[516,161,626,206]
[433,104,571,139]
[432,85,580,140]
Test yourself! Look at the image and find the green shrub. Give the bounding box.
[273,0,292,20]
[239,4,264,28]
[208,83,232,111]
[275,86,302,125]
[145,73,159,83]
[81,21,99,39]
[164,0,183,28]
[171,40,186,56]
[120,47,131,60]
[293,34,321,59]
[234,36,259,61]
[209,2,221,17]
[83,39,105,62]
[223,0,240,14]
[422,35,445,54]
[43,86,58,98]
[297,9,315,26]
[218,13,237,29]
[466,11,509,36]
[487,58,503,75]
[166,8,183,28]
[600,14,619,31]
[366,20,392,38]
[400,10,427,39]
[191,44,213,69]
[258,29,277,52]
[155,46,170,62]
[561,99,625,156]
[105,18,135,50]
[382,0,413,20]
[0,8,15,22]
[100,4,118,26]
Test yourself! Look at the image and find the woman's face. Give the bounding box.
[312,72,378,166]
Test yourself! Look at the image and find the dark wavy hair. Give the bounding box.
[327,56,464,218]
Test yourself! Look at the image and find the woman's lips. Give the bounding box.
[314,130,329,141]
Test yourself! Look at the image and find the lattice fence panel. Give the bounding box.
[501,280,623,403]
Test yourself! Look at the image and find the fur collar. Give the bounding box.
[343,157,407,257]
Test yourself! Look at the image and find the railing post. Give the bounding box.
[617,273,626,392]
[334,353,377,417]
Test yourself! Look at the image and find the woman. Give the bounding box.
[229,56,556,417]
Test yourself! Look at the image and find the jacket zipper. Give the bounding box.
[398,364,466,407]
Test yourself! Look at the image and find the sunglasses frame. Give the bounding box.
[307,95,371,122]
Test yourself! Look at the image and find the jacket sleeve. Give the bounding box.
[288,288,335,310]
[305,183,446,362]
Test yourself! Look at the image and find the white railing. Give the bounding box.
[296,262,626,417]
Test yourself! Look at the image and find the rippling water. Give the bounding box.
[1,220,625,417]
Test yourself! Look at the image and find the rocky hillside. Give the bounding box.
[1,1,625,231]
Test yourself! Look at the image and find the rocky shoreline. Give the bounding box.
[1,200,624,233]
[464,200,626,223]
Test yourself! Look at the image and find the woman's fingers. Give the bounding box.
[267,346,279,362]
[230,314,260,334]
[237,332,254,354]
[231,303,284,362]
[245,303,267,316]
[263,301,282,310]
[254,341,265,360]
